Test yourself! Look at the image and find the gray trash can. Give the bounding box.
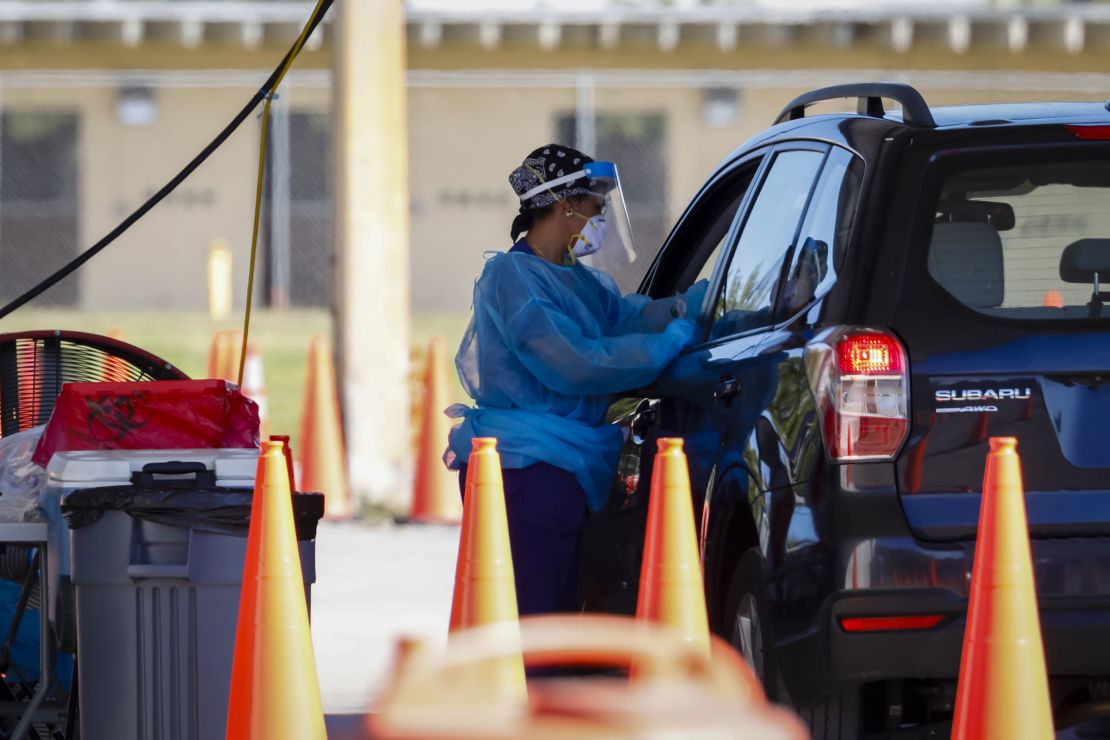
[61,461,325,740]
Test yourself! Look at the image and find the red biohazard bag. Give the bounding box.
[33,379,260,467]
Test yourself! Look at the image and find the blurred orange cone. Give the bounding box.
[299,335,352,520]
[951,437,1054,739]
[448,438,526,698]
[636,438,711,657]
[411,337,463,524]
[241,342,270,438]
[1043,289,1064,308]
[225,334,244,382]
[408,344,426,456]
[368,616,800,740]
[207,329,241,382]
[226,441,326,739]
[206,330,226,379]
[102,327,130,381]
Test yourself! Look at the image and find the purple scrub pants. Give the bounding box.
[457,462,588,616]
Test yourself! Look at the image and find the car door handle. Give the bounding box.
[630,413,653,445]
[714,377,742,402]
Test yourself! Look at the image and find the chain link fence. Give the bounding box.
[264,105,333,309]
[0,72,337,315]
[0,110,81,308]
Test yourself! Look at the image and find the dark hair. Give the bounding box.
[510,203,555,242]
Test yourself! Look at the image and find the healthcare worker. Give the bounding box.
[445,144,704,616]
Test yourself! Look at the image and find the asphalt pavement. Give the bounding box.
[312,520,459,717]
[310,519,1097,739]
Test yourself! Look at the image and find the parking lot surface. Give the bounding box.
[313,520,459,715]
[311,519,1096,739]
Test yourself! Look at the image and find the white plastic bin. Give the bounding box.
[47,450,323,740]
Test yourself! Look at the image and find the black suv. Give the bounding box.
[583,83,1110,738]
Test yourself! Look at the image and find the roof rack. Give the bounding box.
[774,82,936,129]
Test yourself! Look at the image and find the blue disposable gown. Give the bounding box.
[446,242,696,512]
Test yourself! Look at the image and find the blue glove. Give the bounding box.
[664,317,698,350]
[681,278,710,319]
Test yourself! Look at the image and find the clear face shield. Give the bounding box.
[578,161,638,266]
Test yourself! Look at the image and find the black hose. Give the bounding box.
[0,0,334,321]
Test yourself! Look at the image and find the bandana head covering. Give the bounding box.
[508,144,594,241]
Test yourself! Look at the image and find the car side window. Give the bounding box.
[684,180,749,290]
[649,160,762,300]
[710,149,825,340]
[778,147,863,320]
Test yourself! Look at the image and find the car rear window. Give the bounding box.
[926,154,1110,321]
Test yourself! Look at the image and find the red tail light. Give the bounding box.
[839,614,945,632]
[838,333,904,375]
[806,328,910,461]
[1065,124,1110,141]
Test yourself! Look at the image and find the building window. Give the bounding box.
[0,111,80,306]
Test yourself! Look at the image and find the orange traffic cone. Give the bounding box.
[226,333,245,382]
[411,337,463,524]
[636,438,711,657]
[207,329,242,382]
[270,434,296,491]
[299,335,353,520]
[242,342,270,438]
[100,327,131,382]
[207,330,226,380]
[951,437,1054,739]
[1043,289,1064,308]
[448,438,526,698]
[226,440,326,739]
[408,344,426,456]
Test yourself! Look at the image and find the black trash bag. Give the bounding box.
[61,464,325,541]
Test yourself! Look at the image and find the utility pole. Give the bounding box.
[333,0,411,510]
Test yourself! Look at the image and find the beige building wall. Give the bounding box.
[0,37,1107,313]
[79,86,259,310]
[1,82,263,310]
[407,85,576,311]
[0,78,338,311]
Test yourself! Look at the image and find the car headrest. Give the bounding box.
[927,221,1005,309]
[1060,238,1110,284]
[795,237,827,282]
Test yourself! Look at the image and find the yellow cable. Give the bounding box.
[238,0,328,387]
